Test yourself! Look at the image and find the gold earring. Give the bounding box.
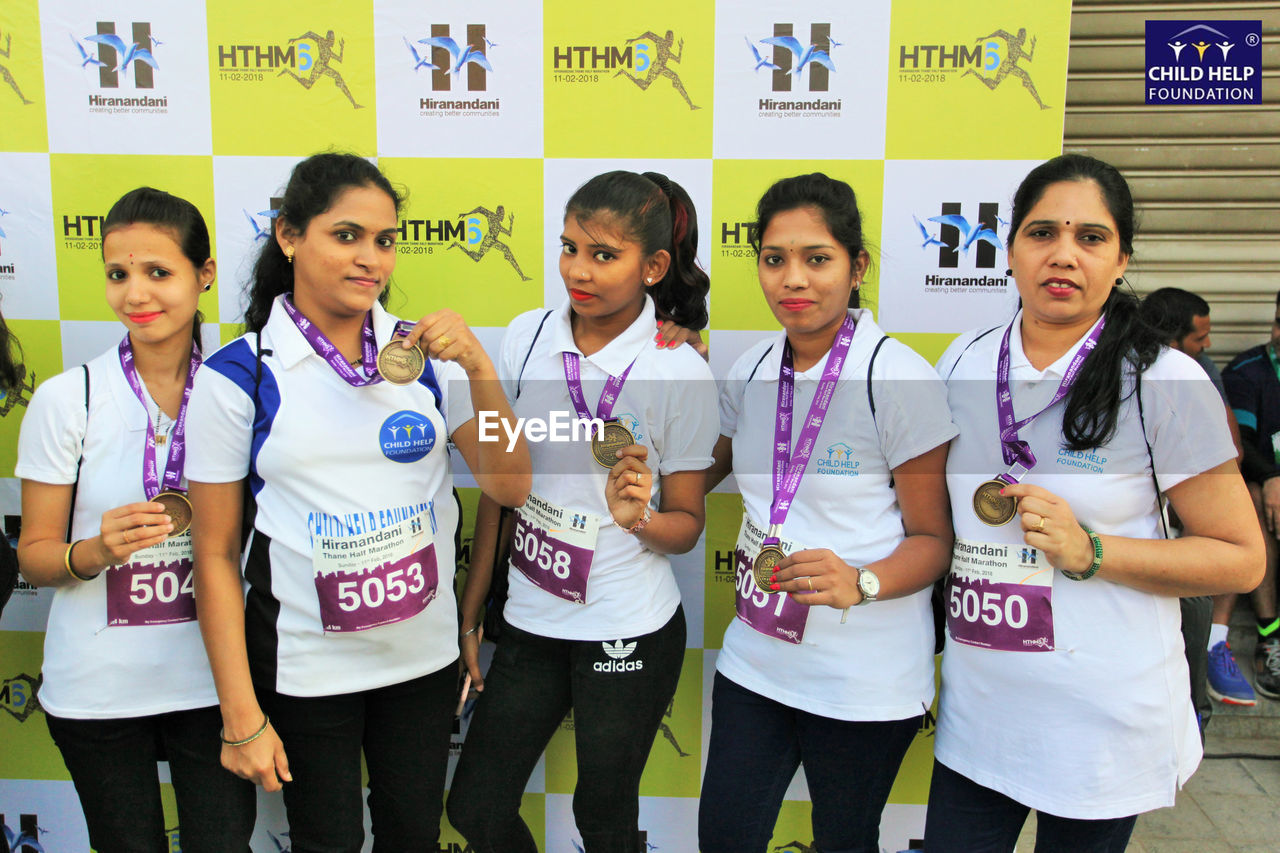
[285,246,295,264]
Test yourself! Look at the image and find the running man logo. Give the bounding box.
[75,22,158,89]
[656,695,690,757]
[0,672,42,723]
[897,26,1048,110]
[750,24,836,92]
[397,206,531,280]
[0,366,37,417]
[216,30,361,108]
[1,28,34,105]
[552,30,699,110]
[2,813,46,853]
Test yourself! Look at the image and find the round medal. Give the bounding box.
[752,545,786,594]
[154,490,193,537]
[376,339,425,385]
[972,479,1017,526]
[591,420,636,468]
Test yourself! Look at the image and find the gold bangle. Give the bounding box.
[63,540,94,582]
[220,714,270,747]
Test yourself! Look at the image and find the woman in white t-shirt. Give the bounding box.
[184,153,530,851]
[446,171,719,852]
[700,173,958,853]
[16,187,254,851]
[927,154,1264,852]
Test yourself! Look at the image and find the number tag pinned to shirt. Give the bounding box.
[733,513,810,644]
[105,532,196,627]
[510,493,601,604]
[312,510,438,632]
[946,536,1054,652]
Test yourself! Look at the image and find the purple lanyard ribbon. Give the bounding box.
[993,315,1106,482]
[117,335,202,500]
[767,314,857,543]
[282,296,413,387]
[562,352,635,422]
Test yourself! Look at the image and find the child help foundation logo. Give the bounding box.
[1145,20,1261,105]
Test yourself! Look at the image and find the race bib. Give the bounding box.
[105,532,196,627]
[947,537,1054,652]
[313,510,438,632]
[511,493,601,604]
[733,513,809,645]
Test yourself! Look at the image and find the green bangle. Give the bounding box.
[1061,525,1103,581]
[220,715,270,747]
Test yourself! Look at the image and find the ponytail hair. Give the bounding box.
[244,153,402,333]
[1006,154,1160,451]
[0,311,24,395]
[103,186,211,353]
[751,173,867,309]
[564,170,709,330]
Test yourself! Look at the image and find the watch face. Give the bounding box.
[859,569,880,598]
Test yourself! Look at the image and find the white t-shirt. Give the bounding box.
[497,297,718,640]
[935,312,1236,819]
[715,309,959,721]
[184,296,473,697]
[15,344,218,719]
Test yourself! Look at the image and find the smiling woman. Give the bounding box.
[183,152,530,850]
[14,187,255,851]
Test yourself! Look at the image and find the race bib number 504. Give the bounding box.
[947,537,1054,652]
[105,532,197,627]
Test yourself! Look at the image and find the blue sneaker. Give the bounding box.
[1208,641,1257,706]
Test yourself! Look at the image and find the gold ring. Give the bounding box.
[436,335,453,349]
[1036,517,1046,532]
[807,577,813,591]
[123,529,132,544]
[633,472,640,485]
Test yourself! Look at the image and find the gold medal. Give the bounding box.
[972,479,1017,526]
[376,338,425,385]
[154,490,193,537]
[752,545,786,594]
[591,419,635,468]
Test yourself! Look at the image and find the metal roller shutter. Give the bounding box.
[1065,0,1280,362]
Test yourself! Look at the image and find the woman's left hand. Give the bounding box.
[606,445,653,530]
[403,310,492,376]
[772,548,863,609]
[1000,482,1095,574]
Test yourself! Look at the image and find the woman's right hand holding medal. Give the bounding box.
[401,309,495,378]
[94,501,174,566]
[606,445,653,530]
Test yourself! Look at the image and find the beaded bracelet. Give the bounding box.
[1061,525,1103,581]
[220,715,270,747]
[63,540,94,583]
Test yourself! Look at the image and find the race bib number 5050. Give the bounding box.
[947,537,1054,652]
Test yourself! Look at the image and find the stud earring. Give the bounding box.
[1005,269,1013,276]
[1114,277,1123,286]
[202,283,212,292]
[285,246,295,264]
[646,277,653,284]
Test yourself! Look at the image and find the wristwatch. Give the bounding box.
[855,567,880,604]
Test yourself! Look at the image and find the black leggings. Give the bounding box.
[448,606,686,853]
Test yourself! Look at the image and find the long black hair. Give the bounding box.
[751,173,867,309]
[243,153,403,334]
[564,170,709,330]
[1007,154,1161,451]
[103,186,212,353]
[0,311,24,394]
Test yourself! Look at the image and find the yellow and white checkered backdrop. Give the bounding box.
[0,0,1071,849]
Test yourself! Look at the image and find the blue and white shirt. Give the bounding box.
[185,295,473,697]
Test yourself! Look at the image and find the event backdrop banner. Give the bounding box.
[0,0,1071,850]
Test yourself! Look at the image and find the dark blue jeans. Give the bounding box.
[448,607,686,853]
[257,662,458,853]
[698,672,922,853]
[924,760,1137,853]
[45,704,255,853]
